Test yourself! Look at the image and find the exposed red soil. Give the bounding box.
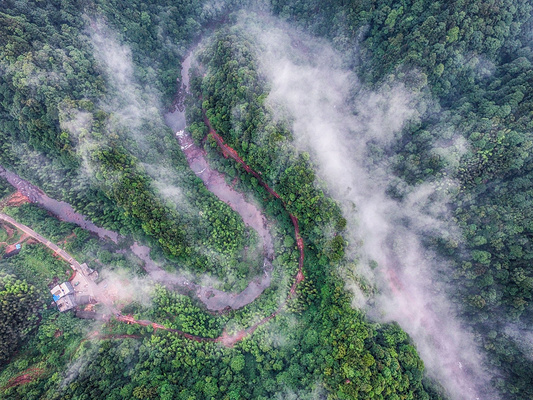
[5,191,30,207]
[67,270,77,282]
[4,367,45,389]
[0,224,16,249]
[204,114,305,283]
[4,233,30,254]
[192,115,306,344]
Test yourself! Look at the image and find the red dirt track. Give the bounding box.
[117,115,307,347]
[4,367,45,389]
[205,114,305,278]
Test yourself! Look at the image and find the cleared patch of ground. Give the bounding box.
[4,367,45,389]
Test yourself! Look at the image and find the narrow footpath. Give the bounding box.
[204,114,305,283]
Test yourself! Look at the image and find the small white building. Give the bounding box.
[51,282,74,300]
[51,282,76,312]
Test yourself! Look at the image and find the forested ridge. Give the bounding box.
[269,0,533,397]
[0,0,532,399]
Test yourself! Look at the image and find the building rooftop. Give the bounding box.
[55,294,77,312]
[51,281,76,312]
[50,281,74,300]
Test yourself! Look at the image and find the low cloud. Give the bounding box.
[88,20,161,142]
[504,324,533,363]
[60,325,141,390]
[274,384,327,400]
[235,13,496,400]
[95,267,156,309]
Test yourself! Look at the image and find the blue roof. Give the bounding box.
[15,244,21,249]
[53,294,60,301]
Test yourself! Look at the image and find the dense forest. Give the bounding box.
[0,0,532,399]
[271,1,533,397]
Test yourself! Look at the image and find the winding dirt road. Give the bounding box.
[0,50,307,346]
[0,122,306,347]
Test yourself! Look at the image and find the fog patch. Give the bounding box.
[259,313,298,349]
[274,384,327,400]
[87,19,161,150]
[58,103,93,140]
[59,318,107,389]
[239,13,495,400]
[60,324,141,390]
[354,87,417,145]
[8,142,74,194]
[432,135,470,172]
[504,325,533,362]
[142,163,185,206]
[1,56,62,93]
[459,52,496,80]
[57,102,102,183]
[96,267,156,309]
[80,18,202,218]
